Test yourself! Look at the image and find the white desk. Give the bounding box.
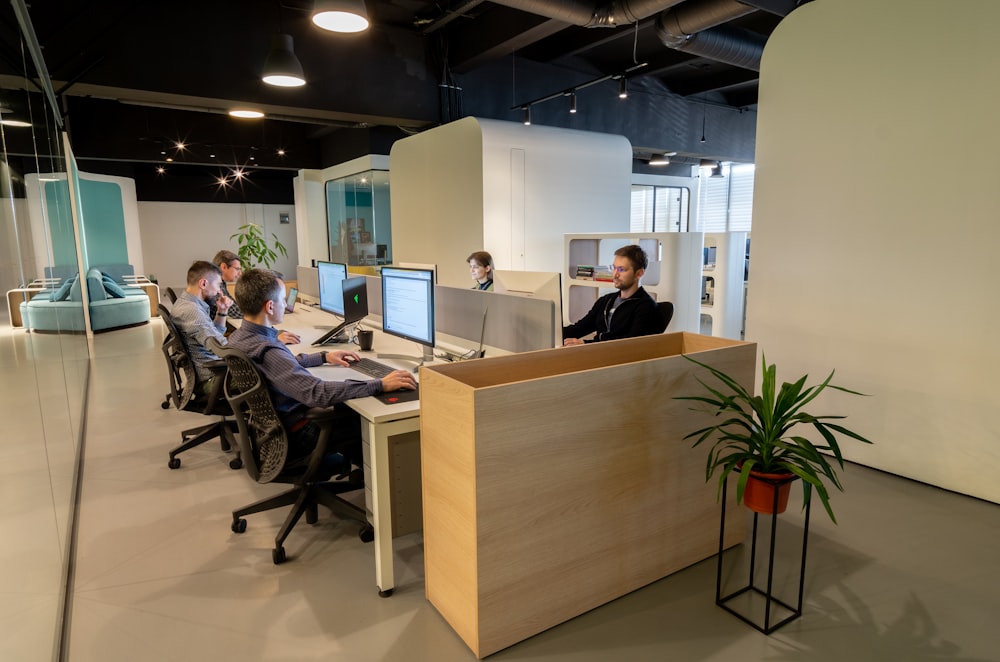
[282,304,424,597]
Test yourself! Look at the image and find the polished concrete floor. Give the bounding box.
[3,319,999,661]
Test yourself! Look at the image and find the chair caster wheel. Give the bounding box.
[168,457,181,469]
[378,588,394,598]
[272,546,286,564]
[359,525,374,543]
[229,457,243,470]
[232,518,247,534]
[161,401,170,410]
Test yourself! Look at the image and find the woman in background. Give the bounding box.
[468,251,494,291]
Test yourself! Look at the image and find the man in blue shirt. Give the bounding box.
[228,268,415,467]
[171,260,232,392]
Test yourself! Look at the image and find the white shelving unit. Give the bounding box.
[564,232,704,332]
[699,232,748,339]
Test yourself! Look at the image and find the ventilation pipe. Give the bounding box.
[655,0,765,70]
[489,0,687,29]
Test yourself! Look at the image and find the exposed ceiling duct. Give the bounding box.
[655,0,765,71]
[487,0,766,70]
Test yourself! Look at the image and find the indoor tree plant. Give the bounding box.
[677,354,873,523]
[230,222,287,269]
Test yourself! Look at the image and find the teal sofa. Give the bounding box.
[21,267,150,332]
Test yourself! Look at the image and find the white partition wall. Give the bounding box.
[749,0,1000,503]
[389,117,632,288]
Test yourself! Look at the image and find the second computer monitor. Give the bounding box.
[341,276,369,325]
[317,261,348,316]
[381,267,435,348]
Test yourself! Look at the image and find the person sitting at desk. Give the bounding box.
[171,260,233,394]
[468,251,494,291]
[562,244,660,346]
[211,249,299,345]
[228,268,416,468]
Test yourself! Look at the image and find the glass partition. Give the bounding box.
[1,3,90,659]
[325,169,392,267]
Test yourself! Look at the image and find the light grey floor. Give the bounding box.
[5,320,1000,661]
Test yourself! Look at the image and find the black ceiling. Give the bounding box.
[1,0,809,193]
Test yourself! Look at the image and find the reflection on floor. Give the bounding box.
[4,320,999,661]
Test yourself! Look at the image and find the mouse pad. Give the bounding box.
[375,386,419,405]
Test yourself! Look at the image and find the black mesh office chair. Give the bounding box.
[209,339,373,564]
[164,286,178,304]
[656,301,675,333]
[158,304,240,470]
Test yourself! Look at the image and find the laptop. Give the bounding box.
[285,287,299,313]
[312,277,369,346]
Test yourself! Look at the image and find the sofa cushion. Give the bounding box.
[69,277,83,302]
[102,277,127,298]
[51,275,76,302]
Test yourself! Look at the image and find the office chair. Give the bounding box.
[164,286,178,304]
[158,304,241,470]
[656,301,675,333]
[209,339,373,564]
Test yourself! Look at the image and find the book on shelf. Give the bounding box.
[574,265,595,279]
[593,265,614,281]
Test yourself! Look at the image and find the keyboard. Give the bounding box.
[348,357,396,379]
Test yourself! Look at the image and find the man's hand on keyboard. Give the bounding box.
[324,349,361,366]
[382,370,417,391]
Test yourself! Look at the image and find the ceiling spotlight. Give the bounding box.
[155,166,166,174]
[230,109,265,119]
[165,157,173,162]
[174,141,186,150]
[262,34,306,87]
[618,77,628,99]
[312,0,370,33]
[648,153,670,166]
[523,106,531,126]
[277,148,286,156]
[569,92,577,114]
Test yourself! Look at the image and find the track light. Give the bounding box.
[523,106,531,126]
[569,92,577,114]
[618,77,628,99]
[312,0,369,33]
[262,34,306,87]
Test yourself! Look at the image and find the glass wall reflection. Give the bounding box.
[0,5,90,659]
[326,170,392,266]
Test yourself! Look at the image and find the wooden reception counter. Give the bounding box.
[419,332,755,658]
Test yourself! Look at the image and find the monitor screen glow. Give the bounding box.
[381,267,435,348]
[317,261,348,316]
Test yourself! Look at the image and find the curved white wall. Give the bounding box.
[748,0,1000,502]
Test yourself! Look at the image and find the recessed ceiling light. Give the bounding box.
[156,166,166,174]
[165,157,173,162]
[277,149,286,156]
[229,109,264,119]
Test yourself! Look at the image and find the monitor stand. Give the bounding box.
[377,344,434,369]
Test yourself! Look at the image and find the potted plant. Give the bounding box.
[230,222,287,269]
[677,354,873,523]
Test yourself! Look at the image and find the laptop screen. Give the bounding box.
[285,287,298,313]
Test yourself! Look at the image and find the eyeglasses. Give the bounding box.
[611,265,631,274]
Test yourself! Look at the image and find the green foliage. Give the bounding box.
[229,223,287,269]
[677,354,873,523]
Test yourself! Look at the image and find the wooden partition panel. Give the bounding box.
[420,332,755,657]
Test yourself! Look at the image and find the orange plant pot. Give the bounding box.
[742,470,797,515]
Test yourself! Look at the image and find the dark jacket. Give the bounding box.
[562,286,660,343]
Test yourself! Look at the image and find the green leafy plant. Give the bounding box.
[230,223,287,269]
[677,354,873,523]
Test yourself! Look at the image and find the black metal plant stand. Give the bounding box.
[715,474,811,634]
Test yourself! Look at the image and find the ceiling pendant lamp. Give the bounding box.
[262,34,306,87]
[312,0,370,33]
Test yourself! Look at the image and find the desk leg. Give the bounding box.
[363,419,396,597]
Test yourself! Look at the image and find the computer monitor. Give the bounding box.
[380,266,435,364]
[285,287,298,313]
[312,276,369,346]
[398,262,438,284]
[317,261,348,316]
[493,270,563,347]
